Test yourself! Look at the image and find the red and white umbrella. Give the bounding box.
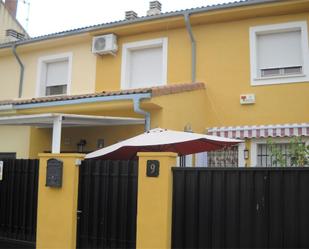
[86,128,242,160]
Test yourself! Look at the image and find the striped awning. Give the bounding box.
[207,123,309,139]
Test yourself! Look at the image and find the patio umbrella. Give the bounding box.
[85,128,242,160]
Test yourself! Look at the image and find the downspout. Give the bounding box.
[133,96,151,132]
[12,44,24,98]
[184,13,196,83]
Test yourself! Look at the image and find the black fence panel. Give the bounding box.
[172,167,309,249]
[0,159,39,249]
[77,159,138,249]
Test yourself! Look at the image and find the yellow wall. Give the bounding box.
[0,2,27,44]
[95,11,309,127]
[136,152,177,249]
[95,28,191,91]
[0,54,20,99]
[36,153,84,249]
[0,39,96,100]
[28,127,52,159]
[148,89,215,133]
[195,12,309,126]
[0,126,30,158]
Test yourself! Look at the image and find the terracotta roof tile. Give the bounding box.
[0,82,205,106]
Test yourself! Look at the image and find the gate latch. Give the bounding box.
[0,161,3,181]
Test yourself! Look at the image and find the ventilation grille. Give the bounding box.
[6,29,25,40]
[261,66,302,77]
[46,85,67,96]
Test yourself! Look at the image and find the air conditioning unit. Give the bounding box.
[92,34,118,55]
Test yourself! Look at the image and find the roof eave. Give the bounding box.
[0,0,280,49]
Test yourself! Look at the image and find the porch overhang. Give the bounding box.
[0,113,145,127]
[0,113,145,153]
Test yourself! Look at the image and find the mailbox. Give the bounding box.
[46,158,63,188]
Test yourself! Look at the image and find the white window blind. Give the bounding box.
[129,46,163,88]
[257,30,302,70]
[46,60,69,87]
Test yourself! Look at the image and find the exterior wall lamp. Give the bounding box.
[244,149,249,160]
[77,139,87,153]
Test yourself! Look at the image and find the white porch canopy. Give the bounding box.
[0,113,145,153]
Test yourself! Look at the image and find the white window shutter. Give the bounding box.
[129,46,163,88]
[46,60,69,87]
[257,30,302,69]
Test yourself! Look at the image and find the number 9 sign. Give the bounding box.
[146,160,160,177]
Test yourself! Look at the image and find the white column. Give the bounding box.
[52,116,62,153]
[238,142,246,167]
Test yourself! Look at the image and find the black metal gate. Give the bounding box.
[76,159,138,249]
[172,167,309,249]
[0,159,39,249]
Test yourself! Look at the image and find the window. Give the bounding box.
[37,53,72,96]
[179,155,193,167]
[121,38,168,89]
[251,138,309,167]
[257,143,291,167]
[207,146,239,167]
[250,21,309,86]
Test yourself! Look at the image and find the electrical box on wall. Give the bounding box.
[240,94,255,105]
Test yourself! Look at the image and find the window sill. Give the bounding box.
[254,74,306,81]
[251,73,309,86]
[42,93,68,98]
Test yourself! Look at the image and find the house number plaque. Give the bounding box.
[146,160,160,177]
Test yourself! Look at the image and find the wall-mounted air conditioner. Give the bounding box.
[92,34,118,55]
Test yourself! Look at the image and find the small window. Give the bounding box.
[257,143,291,167]
[121,38,168,89]
[37,53,72,97]
[208,146,239,167]
[250,21,309,86]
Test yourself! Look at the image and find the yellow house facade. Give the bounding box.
[0,0,308,167]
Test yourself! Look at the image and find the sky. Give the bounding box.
[16,0,230,37]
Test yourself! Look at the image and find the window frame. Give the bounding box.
[249,21,309,86]
[120,38,168,89]
[36,52,73,97]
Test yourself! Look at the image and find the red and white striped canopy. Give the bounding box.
[207,123,309,139]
